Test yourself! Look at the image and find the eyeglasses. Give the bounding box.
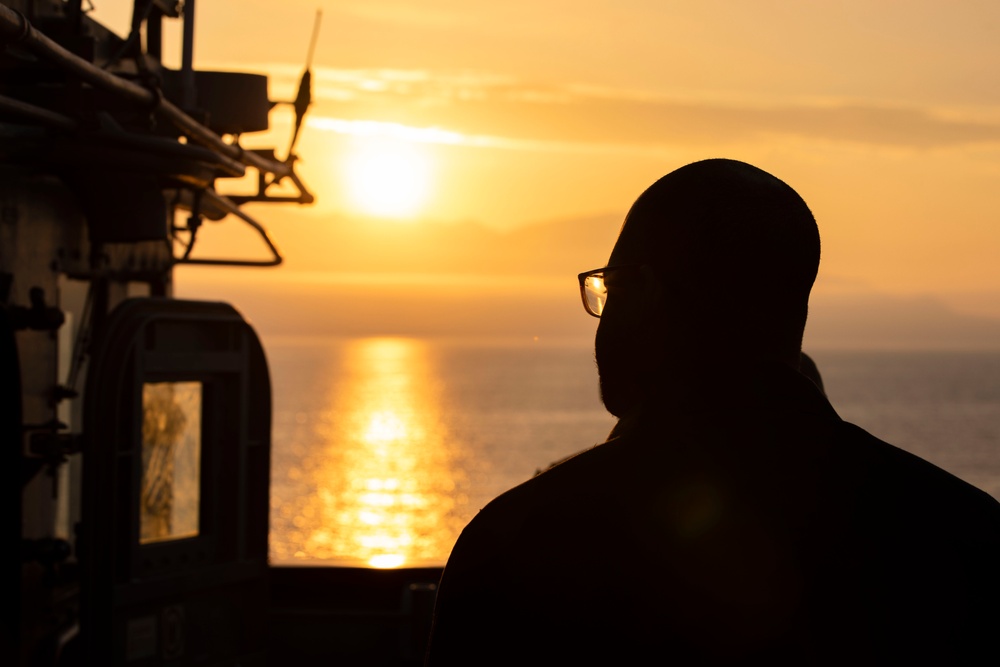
[577,265,639,318]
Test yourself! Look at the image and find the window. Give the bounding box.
[140,382,202,544]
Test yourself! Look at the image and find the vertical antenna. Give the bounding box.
[306,9,323,69]
[287,9,322,160]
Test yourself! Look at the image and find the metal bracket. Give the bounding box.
[8,287,65,332]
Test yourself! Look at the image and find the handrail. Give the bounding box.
[0,4,292,180]
[174,189,284,267]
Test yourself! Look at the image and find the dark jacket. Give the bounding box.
[426,364,1000,665]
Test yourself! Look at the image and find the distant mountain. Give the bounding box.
[177,270,1000,350]
[501,213,622,274]
[191,208,621,276]
[806,291,1000,351]
[180,209,1000,348]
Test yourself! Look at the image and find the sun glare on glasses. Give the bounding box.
[577,265,638,318]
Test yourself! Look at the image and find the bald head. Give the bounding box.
[616,159,819,313]
[596,159,820,415]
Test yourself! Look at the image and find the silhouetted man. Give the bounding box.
[426,159,1000,665]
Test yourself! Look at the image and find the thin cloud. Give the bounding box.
[306,116,677,158]
[334,2,467,29]
[307,117,465,145]
[226,63,1000,150]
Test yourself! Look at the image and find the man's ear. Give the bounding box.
[638,264,663,321]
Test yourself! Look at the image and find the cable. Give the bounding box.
[0,4,292,180]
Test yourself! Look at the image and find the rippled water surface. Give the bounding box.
[268,336,613,567]
[267,339,1000,567]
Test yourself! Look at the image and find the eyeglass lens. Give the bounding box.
[584,273,607,317]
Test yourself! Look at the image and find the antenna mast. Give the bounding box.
[288,9,322,160]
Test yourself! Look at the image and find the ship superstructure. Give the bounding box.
[2,2,439,664]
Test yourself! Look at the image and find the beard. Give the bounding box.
[595,322,648,419]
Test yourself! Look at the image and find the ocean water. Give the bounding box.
[810,350,1000,500]
[266,337,1000,567]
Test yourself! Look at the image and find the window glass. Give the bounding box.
[140,382,202,544]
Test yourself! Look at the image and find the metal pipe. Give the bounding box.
[180,0,195,108]
[0,96,246,178]
[0,94,78,131]
[0,4,291,180]
[67,0,84,34]
[147,6,163,60]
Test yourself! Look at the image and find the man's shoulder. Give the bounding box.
[457,439,629,547]
[489,439,621,510]
[835,420,1000,531]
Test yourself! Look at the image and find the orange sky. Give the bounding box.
[93,2,1000,334]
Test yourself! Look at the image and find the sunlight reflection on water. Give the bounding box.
[268,341,1000,568]
[270,338,470,567]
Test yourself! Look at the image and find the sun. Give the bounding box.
[344,139,432,218]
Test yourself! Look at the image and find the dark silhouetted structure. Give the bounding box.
[425,159,1000,665]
